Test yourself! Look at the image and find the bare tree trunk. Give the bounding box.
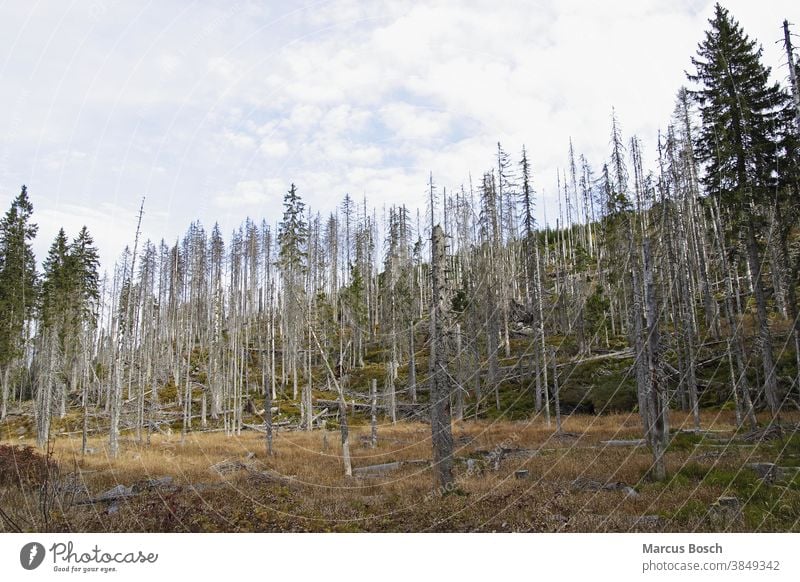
[643,237,668,481]
[304,325,313,431]
[551,348,561,433]
[745,219,779,419]
[535,242,550,426]
[36,333,55,449]
[385,366,396,424]
[370,378,377,448]
[305,309,351,476]
[710,199,757,428]
[264,369,273,456]
[339,395,352,477]
[454,323,464,422]
[0,366,10,421]
[81,335,90,455]
[784,20,800,135]
[727,343,743,427]
[408,322,417,404]
[429,224,454,489]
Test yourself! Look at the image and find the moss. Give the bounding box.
[670,462,800,530]
[159,380,178,403]
[480,380,538,420]
[760,432,800,468]
[347,362,389,393]
[559,356,637,412]
[667,431,707,452]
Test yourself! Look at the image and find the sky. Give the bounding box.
[0,0,797,271]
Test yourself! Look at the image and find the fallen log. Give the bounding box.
[352,459,430,477]
[600,439,646,447]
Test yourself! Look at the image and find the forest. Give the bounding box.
[1,4,799,532]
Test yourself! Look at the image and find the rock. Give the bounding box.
[96,484,134,501]
[709,496,742,528]
[571,477,638,498]
[632,515,661,528]
[58,474,89,497]
[514,469,529,479]
[746,463,782,484]
[245,451,255,460]
[16,426,26,436]
[210,459,249,475]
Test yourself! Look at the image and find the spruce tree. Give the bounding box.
[0,186,38,419]
[40,228,72,331]
[70,226,101,323]
[689,3,790,210]
[278,184,308,402]
[688,3,792,418]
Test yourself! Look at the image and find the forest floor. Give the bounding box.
[1,410,800,532]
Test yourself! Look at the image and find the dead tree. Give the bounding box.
[429,223,454,489]
[370,378,378,448]
[642,237,668,481]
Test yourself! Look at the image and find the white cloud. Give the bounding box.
[260,138,289,157]
[1,0,797,270]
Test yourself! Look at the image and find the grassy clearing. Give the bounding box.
[0,410,798,532]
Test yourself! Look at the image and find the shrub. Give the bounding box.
[0,445,56,489]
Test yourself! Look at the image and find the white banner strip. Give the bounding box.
[1,533,797,582]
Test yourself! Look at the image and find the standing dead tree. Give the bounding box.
[429,222,454,489]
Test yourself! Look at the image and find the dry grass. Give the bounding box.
[1,410,799,532]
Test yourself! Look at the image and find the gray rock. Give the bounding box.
[210,459,249,475]
[96,484,134,501]
[747,462,782,484]
[709,496,742,528]
[514,469,529,479]
[571,477,638,498]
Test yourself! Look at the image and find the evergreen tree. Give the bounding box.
[70,226,101,323]
[689,3,791,211]
[0,186,38,418]
[278,184,308,399]
[40,228,72,331]
[278,184,308,277]
[688,3,792,418]
[519,145,535,242]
